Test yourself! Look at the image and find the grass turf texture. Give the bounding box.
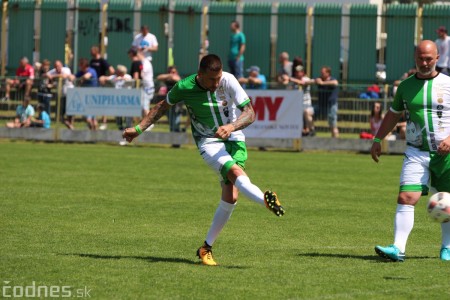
[1,141,450,299]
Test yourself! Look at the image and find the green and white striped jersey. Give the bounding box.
[167,71,251,147]
[392,73,450,152]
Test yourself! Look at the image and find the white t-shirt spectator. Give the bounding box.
[132,33,158,61]
[47,67,74,95]
[436,36,450,69]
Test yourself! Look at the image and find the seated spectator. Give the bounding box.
[1,57,35,101]
[6,96,35,128]
[359,84,380,99]
[238,66,267,89]
[30,103,51,128]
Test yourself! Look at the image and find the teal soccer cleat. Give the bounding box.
[374,244,405,262]
[440,248,450,261]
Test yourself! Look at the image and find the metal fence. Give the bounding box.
[0,74,393,136]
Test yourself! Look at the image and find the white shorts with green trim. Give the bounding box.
[198,140,247,183]
[399,146,430,195]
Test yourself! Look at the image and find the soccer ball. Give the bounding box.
[427,192,450,223]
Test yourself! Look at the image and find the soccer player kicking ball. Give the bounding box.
[123,54,285,266]
[371,40,450,262]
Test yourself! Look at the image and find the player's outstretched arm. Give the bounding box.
[122,99,170,143]
[214,103,255,140]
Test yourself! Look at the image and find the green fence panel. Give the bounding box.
[242,3,272,79]
[348,4,377,83]
[422,4,450,42]
[76,0,100,66]
[276,3,307,69]
[40,0,67,65]
[7,0,35,75]
[208,2,237,71]
[172,1,202,76]
[107,0,134,71]
[385,4,417,82]
[141,0,168,76]
[312,4,342,79]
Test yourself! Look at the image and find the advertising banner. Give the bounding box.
[66,88,141,117]
[243,90,303,139]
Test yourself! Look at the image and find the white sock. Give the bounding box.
[205,200,236,246]
[393,204,414,253]
[441,221,450,249]
[234,175,265,206]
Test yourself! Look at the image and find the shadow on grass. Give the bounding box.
[297,252,433,262]
[60,253,249,269]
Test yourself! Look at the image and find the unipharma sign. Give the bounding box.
[244,90,303,139]
[66,88,141,117]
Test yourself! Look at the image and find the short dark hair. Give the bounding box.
[127,47,138,56]
[199,54,222,73]
[232,20,240,28]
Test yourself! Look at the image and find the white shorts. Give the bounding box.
[141,86,155,111]
[198,140,247,183]
[399,146,430,194]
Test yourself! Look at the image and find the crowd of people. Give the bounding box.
[3,22,450,141]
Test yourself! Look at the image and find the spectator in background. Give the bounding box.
[435,26,450,75]
[289,65,315,136]
[277,52,293,87]
[370,101,383,138]
[1,57,35,101]
[47,60,75,129]
[316,66,339,138]
[71,58,98,130]
[90,45,115,130]
[30,103,51,129]
[156,66,182,137]
[393,67,416,96]
[238,66,267,90]
[37,59,53,115]
[228,20,246,79]
[291,56,304,78]
[128,47,142,83]
[6,96,35,128]
[132,25,158,63]
[99,64,133,131]
[135,48,155,123]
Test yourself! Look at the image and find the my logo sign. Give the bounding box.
[251,96,283,121]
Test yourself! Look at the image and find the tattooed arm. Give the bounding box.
[122,99,171,142]
[214,103,255,140]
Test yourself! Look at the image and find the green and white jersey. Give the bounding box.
[167,71,251,147]
[392,73,450,152]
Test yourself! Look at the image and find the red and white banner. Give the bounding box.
[243,90,303,139]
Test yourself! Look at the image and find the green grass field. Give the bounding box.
[1,141,450,299]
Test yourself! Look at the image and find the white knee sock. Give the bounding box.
[205,200,236,246]
[393,204,415,253]
[441,221,450,248]
[234,175,265,206]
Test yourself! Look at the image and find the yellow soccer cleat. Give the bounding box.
[197,245,218,266]
[264,190,285,217]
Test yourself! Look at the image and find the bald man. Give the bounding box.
[371,40,450,262]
